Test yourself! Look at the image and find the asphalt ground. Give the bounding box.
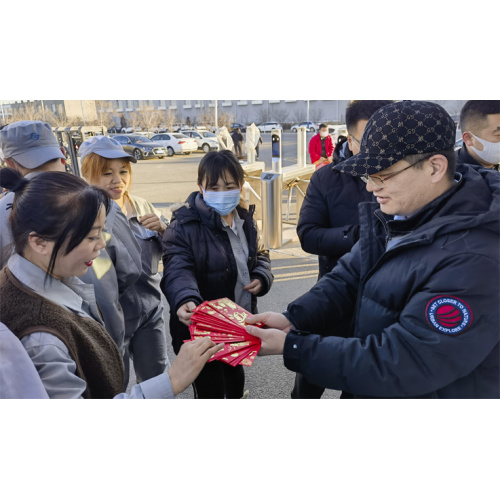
[126,132,341,398]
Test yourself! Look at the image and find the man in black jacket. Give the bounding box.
[246,101,499,399]
[293,100,393,398]
[456,100,500,172]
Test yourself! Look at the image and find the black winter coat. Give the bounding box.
[161,192,273,353]
[297,165,374,277]
[456,143,500,172]
[284,166,500,398]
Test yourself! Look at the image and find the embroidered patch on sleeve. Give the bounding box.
[426,296,473,335]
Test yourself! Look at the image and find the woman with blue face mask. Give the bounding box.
[161,150,274,399]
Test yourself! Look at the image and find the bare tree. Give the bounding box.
[135,106,162,131]
[7,102,43,123]
[217,111,235,130]
[127,110,142,131]
[162,109,177,131]
[272,106,290,123]
[22,101,43,121]
[237,110,249,124]
[95,100,118,129]
[44,104,69,128]
[291,107,305,124]
[309,105,323,123]
[255,106,270,124]
[198,107,215,129]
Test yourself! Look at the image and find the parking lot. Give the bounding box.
[130,131,318,205]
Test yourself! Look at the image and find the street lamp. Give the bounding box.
[214,100,218,129]
[307,100,309,124]
[80,100,86,126]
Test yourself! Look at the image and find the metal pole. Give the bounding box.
[0,103,5,124]
[41,100,45,120]
[214,100,218,129]
[80,100,86,126]
[307,100,309,124]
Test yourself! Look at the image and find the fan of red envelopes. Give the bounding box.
[186,298,262,367]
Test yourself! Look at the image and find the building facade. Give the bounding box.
[2,100,469,128]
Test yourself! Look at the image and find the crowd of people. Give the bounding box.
[0,99,498,399]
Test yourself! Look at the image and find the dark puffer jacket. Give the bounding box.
[161,191,273,353]
[297,165,374,278]
[456,143,500,172]
[284,166,500,398]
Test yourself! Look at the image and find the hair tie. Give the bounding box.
[11,178,29,194]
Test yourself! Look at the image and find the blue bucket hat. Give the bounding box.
[79,135,137,163]
[0,120,65,169]
[334,101,456,177]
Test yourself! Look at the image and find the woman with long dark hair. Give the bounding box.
[0,168,222,398]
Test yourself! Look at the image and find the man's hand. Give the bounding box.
[246,325,287,356]
[246,312,293,333]
[243,279,262,295]
[168,338,224,395]
[177,301,197,326]
[139,214,167,236]
[327,156,333,163]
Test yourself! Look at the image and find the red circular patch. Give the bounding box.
[435,305,462,328]
[426,296,473,335]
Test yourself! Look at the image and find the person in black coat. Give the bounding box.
[294,100,394,399]
[246,101,500,399]
[161,150,273,398]
[231,128,244,158]
[456,100,500,172]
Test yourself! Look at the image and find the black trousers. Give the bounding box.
[234,142,242,157]
[291,373,325,399]
[192,360,245,399]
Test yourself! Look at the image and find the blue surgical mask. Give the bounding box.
[202,188,241,216]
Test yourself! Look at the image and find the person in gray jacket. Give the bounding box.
[0,168,222,399]
[80,136,169,384]
[0,322,49,399]
[0,122,142,360]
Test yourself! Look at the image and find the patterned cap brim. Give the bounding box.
[333,152,404,177]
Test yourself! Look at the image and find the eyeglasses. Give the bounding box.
[361,155,433,189]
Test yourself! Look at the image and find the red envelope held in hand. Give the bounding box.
[187,298,262,367]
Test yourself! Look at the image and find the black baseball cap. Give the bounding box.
[334,101,456,177]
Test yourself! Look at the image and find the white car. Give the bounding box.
[182,130,219,153]
[291,121,318,133]
[150,133,198,156]
[327,124,348,143]
[257,122,283,133]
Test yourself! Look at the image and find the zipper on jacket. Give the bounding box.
[352,212,430,336]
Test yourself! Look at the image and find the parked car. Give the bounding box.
[107,126,121,134]
[455,138,464,151]
[134,131,156,139]
[230,123,247,133]
[257,122,283,133]
[291,121,318,133]
[327,124,348,143]
[112,134,168,160]
[182,130,219,153]
[150,132,198,156]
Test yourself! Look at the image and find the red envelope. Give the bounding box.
[189,298,262,367]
